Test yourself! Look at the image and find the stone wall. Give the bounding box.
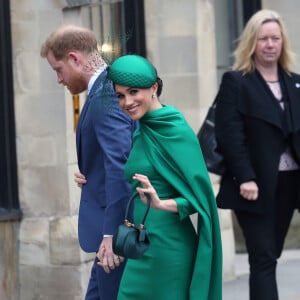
[9,1,93,299]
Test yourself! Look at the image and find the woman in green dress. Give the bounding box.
[107,54,222,300]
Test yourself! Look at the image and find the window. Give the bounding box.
[123,0,146,56]
[0,1,22,221]
[214,0,261,82]
[243,0,262,24]
[64,0,146,62]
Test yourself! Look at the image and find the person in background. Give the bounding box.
[215,9,300,300]
[40,25,137,300]
[106,54,222,300]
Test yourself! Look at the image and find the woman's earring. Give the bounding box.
[152,93,157,99]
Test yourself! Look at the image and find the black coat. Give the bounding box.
[215,69,300,213]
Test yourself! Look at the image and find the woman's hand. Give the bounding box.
[240,181,259,201]
[133,173,178,212]
[133,173,161,209]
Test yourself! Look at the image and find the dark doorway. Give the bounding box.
[0,1,21,221]
[124,0,146,56]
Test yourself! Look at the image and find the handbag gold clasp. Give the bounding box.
[124,219,135,227]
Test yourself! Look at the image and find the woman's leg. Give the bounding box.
[235,210,278,300]
[235,170,298,300]
[274,171,298,257]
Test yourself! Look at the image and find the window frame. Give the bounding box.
[0,1,22,221]
[215,0,261,82]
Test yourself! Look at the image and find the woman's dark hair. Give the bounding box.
[156,77,163,97]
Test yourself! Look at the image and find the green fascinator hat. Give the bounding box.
[108,54,157,88]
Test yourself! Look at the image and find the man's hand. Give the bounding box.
[74,171,87,188]
[96,236,124,273]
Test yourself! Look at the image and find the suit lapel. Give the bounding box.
[75,70,108,168]
[238,71,284,131]
[76,95,91,168]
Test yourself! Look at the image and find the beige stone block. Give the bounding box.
[68,164,81,215]
[158,36,197,74]
[182,108,202,133]
[0,222,18,300]
[10,1,35,20]
[197,32,217,71]
[215,209,236,280]
[218,210,234,231]
[11,17,38,50]
[217,211,236,280]
[19,166,69,217]
[14,52,40,93]
[14,93,66,136]
[19,264,86,300]
[160,75,203,131]
[38,58,63,91]
[19,218,50,266]
[17,135,57,167]
[145,0,197,37]
[16,132,68,172]
[161,75,198,110]
[66,131,77,165]
[221,227,236,281]
[210,173,221,186]
[196,0,215,34]
[10,0,65,16]
[81,259,94,291]
[159,0,197,36]
[80,248,95,263]
[50,216,93,265]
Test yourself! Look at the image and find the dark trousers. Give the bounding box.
[235,170,299,300]
[85,257,126,300]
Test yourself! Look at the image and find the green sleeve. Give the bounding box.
[175,197,197,220]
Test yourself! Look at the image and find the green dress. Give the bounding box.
[117,105,222,300]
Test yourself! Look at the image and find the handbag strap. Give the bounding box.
[125,192,151,228]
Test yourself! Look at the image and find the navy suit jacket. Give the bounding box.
[215,69,300,213]
[76,69,137,252]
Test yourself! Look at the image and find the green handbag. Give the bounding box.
[112,192,151,259]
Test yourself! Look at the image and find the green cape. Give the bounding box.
[138,105,222,300]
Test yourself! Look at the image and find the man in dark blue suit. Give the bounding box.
[41,25,136,300]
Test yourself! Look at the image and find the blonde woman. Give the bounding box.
[215,9,300,300]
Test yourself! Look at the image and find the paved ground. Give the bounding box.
[223,249,300,300]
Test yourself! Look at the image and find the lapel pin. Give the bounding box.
[295,83,300,88]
